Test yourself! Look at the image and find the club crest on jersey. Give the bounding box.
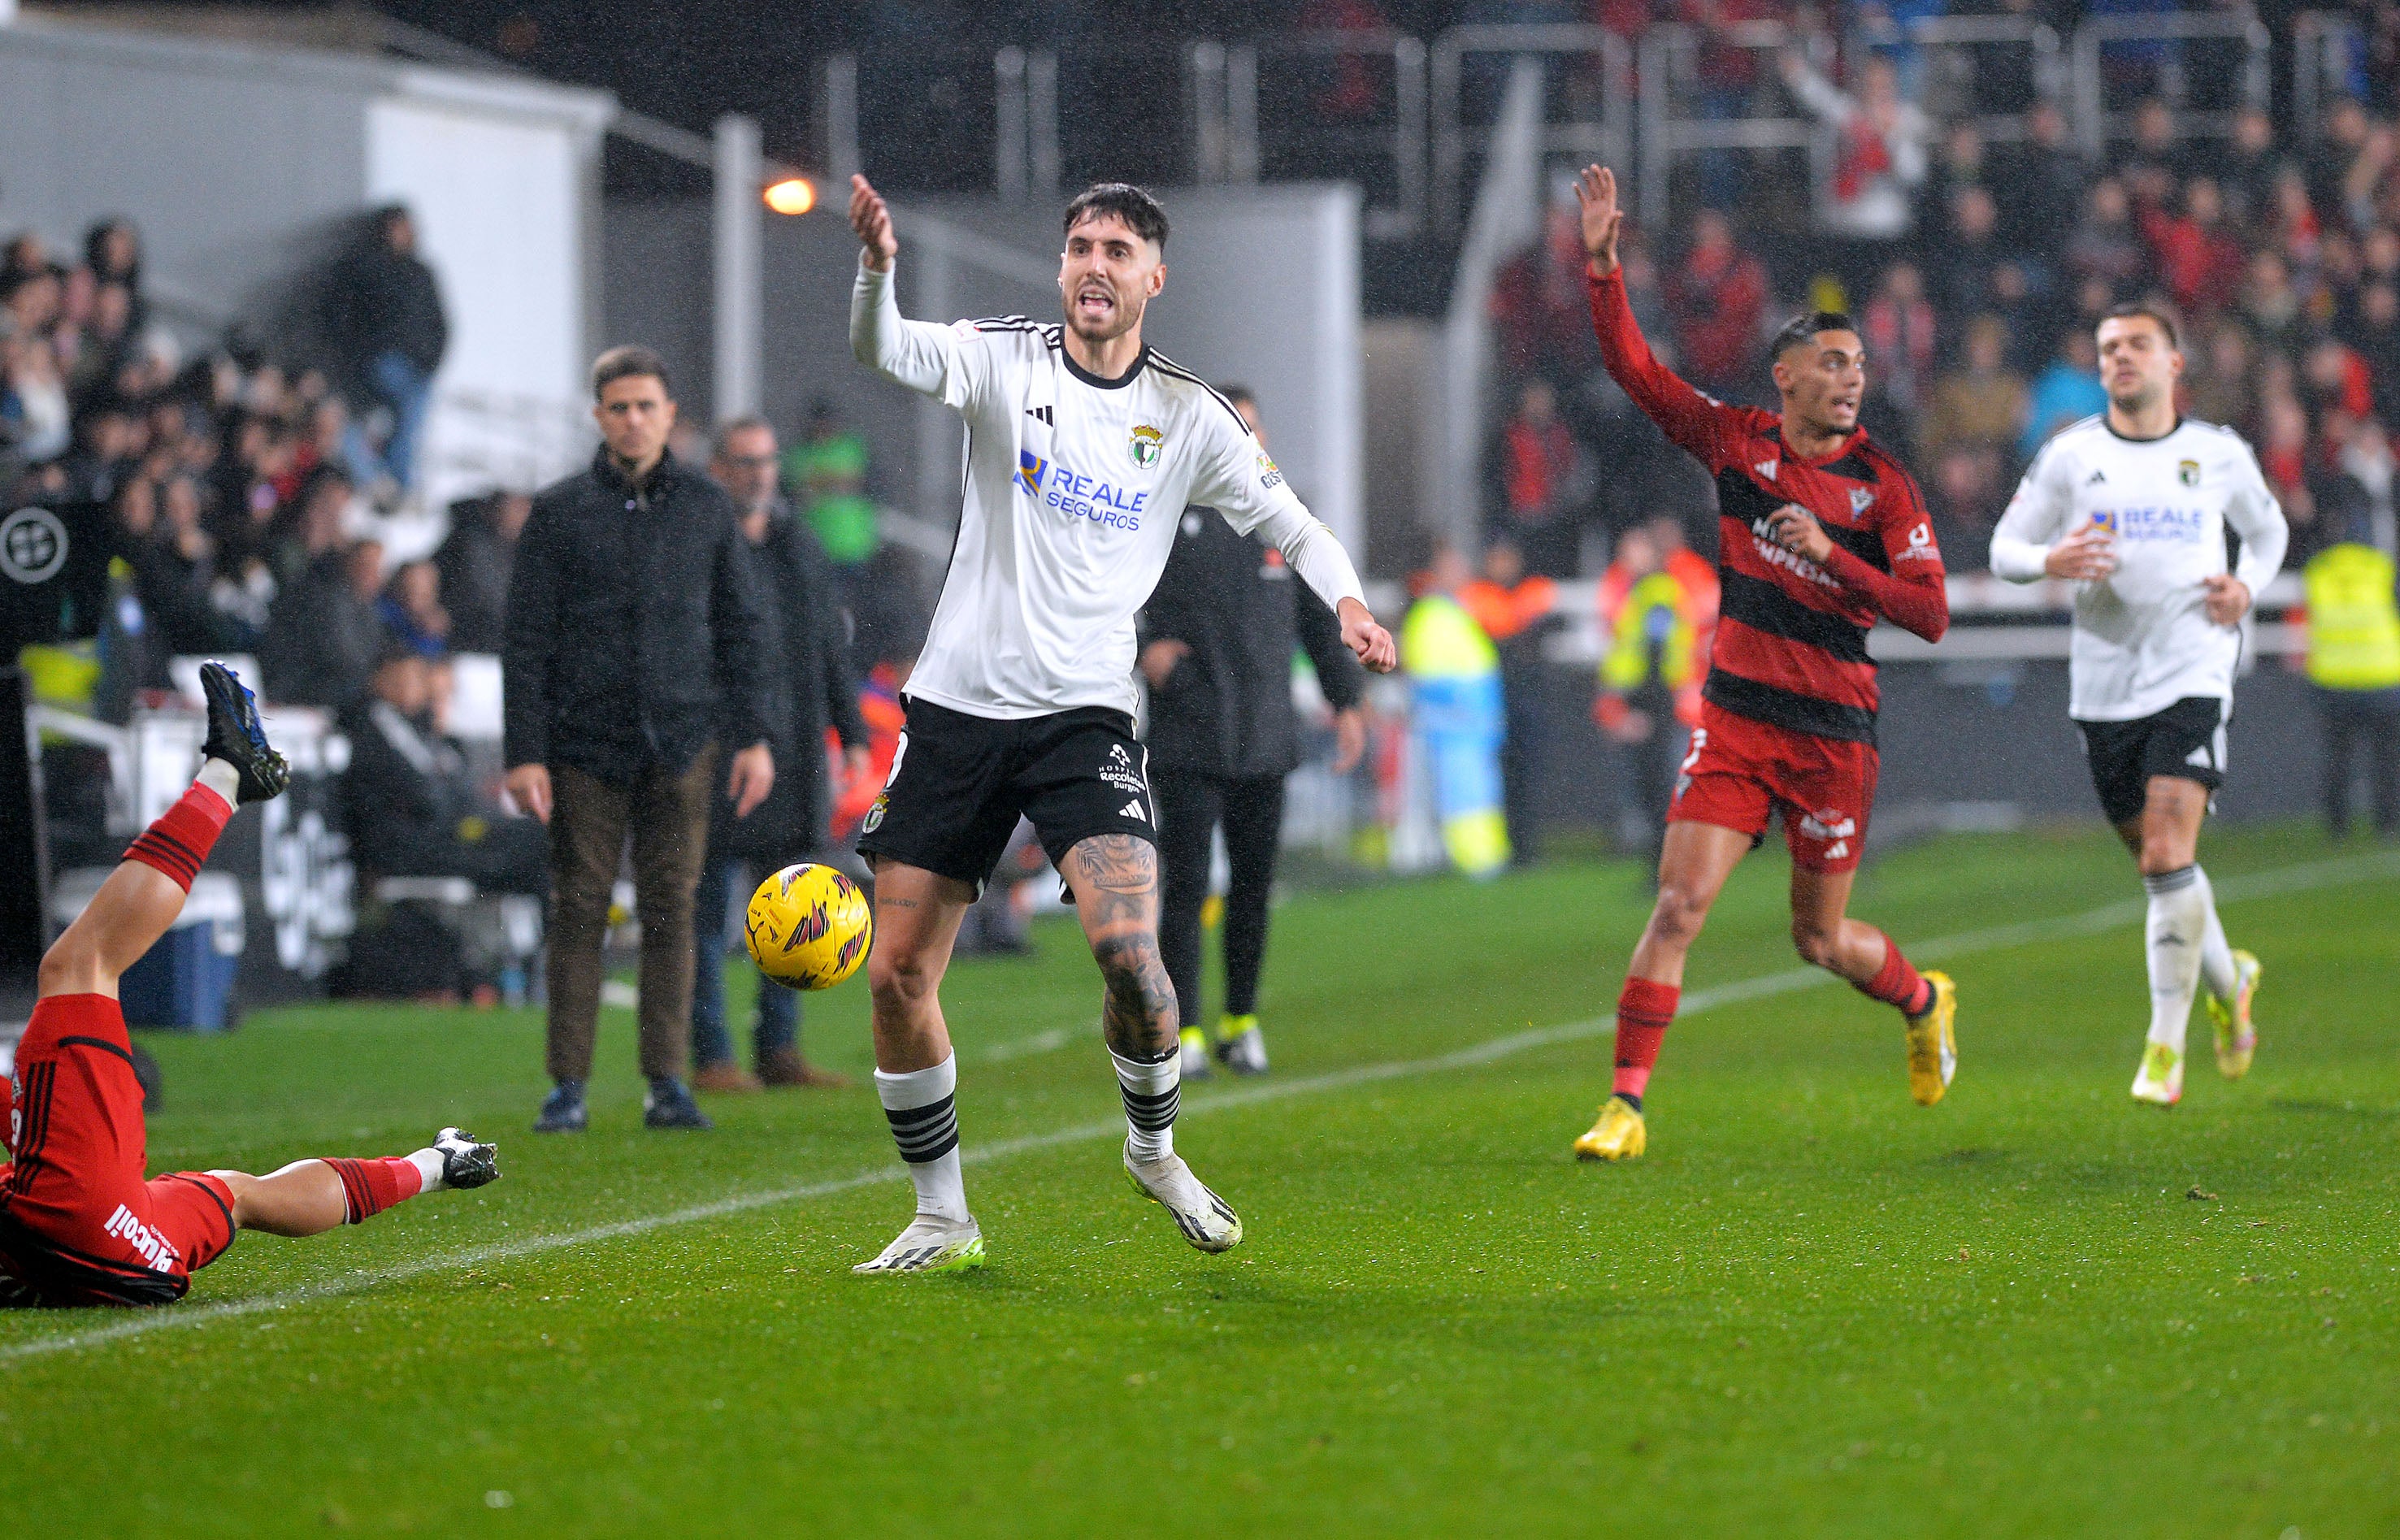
[1017,450,1048,496]
[1848,487,1876,518]
[2177,458,2201,488]
[1130,423,1163,468]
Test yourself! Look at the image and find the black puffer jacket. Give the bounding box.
[502,446,770,785]
[709,505,869,861]
[1139,504,1365,779]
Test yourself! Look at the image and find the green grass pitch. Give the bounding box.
[4,824,2397,1537]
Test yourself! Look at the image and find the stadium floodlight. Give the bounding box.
[763,176,818,215]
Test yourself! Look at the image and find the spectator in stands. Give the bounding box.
[2064,178,2150,304]
[436,489,531,653]
[2186,323,2259,433]
[1922,315,2028,464]
[1485,377,1592,578]
[2347,281,2400,419]
[1781,50,1932,270]
[1664,208,1768,394]
[1860,261,1937,450]
[340,645,547,896]
[1928,184,2019,325]
[1992,98,2089,258]
[262,536,385,709]
[2140,176,2246,317]
[1492,203,1604,388]
[326,206,447,498]
[2221,106,2283,227]
[502,345,774,1136]
[2238,248,2308,358]
[2111,98,2190,209]
[2020,329,2108,461]
[691,415,870,1095]
[378,558,451,658]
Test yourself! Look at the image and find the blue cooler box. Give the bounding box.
[51,869,245,1032]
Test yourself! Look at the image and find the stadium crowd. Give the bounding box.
[1490,59,2400,579]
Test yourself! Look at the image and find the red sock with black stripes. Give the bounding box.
[1855,931,1934,1020]
[324,1156,429,1224]
[123,778,234,892]
[1612,977,1679,1110]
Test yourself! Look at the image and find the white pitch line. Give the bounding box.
[5,848,2393,1365]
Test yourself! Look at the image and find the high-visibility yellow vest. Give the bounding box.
[1401,593,1499,680]
[1600,571,1697,692]
[2304,543,2400,690]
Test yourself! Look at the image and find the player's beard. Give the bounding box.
[1067,284,1143,345]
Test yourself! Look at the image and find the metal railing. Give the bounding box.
[1847,12,2063,141]
[2071,9,2271,157]
[1196,33,1431,238]
[2292,9,2371,139]
[1637,20,1833,232]
[1430,25,1634,232]
[993,46,1062,199]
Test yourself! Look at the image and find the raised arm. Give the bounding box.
[1574,165,1733,466]
[847,175,989,408]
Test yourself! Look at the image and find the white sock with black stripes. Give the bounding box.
[2143,865,2207,1055]
[1112,1046,1179,1165]
[875,1055,970,1222]
[2193,866,2237,1002]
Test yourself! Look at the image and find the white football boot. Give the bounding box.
[1213,1013,1269,1076]
[1125,1144,1244,1253]
[853,1212,985,1276]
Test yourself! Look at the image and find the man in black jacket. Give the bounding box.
[691,416,871,1094]
[330,206,447,494]
[501,347,775,1134]
[1139,388,1367,1078]
[341,646,546,894]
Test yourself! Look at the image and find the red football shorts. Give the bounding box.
[1669,701,1879,874]
[0,994,237,1307]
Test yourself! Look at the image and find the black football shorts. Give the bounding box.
[855,697,1159,892]
[2074,695,2227,826]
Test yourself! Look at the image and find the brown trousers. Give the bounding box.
[545,748,718,1084]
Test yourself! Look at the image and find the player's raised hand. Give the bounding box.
[2200,573,2252,626]
[1574,165,1625,277]
[2044,523,2118,581]
[850,174,898,273]
[1338,597,1398,674]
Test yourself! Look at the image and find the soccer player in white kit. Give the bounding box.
[841,176,1396,1273]
[1990,305,2289,1107]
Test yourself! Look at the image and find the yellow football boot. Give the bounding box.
[1574,1095,1647,1161]
[2131,1040,2183,1107]
[1905,970,1958,1107]
[2207,949,2261,1079]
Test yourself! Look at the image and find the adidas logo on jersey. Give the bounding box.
[2086,468,2107,484]
[1755,458,1779,481]
[1026,404,1052,425]
[1119,799,1146,821]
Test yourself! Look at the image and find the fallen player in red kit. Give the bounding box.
[0,662,498,1307]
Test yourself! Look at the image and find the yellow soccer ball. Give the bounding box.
[744,863,873,990]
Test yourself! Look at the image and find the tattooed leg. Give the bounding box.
[1062,835,1179,1061]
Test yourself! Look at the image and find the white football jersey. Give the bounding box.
[1991,415,2288,722]
[851,258,1365,720]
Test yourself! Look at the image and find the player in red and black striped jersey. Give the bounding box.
[1565,166,1960,1163]
[0,664,499,1308]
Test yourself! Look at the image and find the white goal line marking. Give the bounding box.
[5,849,2393,1366]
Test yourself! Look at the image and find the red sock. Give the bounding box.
[1612,977,1679,1104]
[1857,932,1933,1019]
[123,783,233,892]
[326,1156,423,1224]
